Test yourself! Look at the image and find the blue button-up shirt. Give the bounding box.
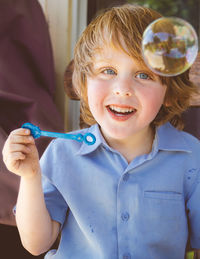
[40,123,200,259]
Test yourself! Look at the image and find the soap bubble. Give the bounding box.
[142,17,198,76]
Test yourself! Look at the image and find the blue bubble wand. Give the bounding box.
[22,122,96,145]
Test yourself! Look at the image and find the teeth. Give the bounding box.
[109,105,134,113]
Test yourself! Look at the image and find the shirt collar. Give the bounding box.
[76,122,191,156]
[155,122,191,153]
[76,124,106,155]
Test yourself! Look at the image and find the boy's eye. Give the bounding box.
[102,69,116,75]
[136,72,150,80]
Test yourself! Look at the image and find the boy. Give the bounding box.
[2,4,200,259]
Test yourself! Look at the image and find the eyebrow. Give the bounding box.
[92,59,116,70]
[93,57,114,63]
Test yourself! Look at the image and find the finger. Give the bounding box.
[11,128,31,136]
[9,134,34,145]
[9,143,31,154]
[4,152,26,170]
[9,152,26,172]
[10,151,26,161]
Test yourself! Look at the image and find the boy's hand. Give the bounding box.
[2,128,40,178]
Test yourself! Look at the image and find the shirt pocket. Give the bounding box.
[144,191,183,200]
[143,190,184,220]
[140,191,187,247]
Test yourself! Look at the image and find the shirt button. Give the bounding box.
[121,212,130,221]
[123,253,131,259]
[123,173,130,181]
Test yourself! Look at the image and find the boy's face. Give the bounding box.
[87,45,167,143]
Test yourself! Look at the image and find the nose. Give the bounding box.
[113,78,132,97]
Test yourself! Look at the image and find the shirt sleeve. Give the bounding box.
[187,170,200,249]
[40,140,68,229]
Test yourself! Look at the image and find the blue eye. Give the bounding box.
[103,69,116,75]
[136,73,150,80]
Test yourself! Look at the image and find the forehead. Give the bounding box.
[92,45,133,65]
[92,44,151,69]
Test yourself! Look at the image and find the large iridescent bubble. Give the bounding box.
[142,17,198,76]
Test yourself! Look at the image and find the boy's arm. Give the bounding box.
[2,128,60,255]
[16,170,60,255]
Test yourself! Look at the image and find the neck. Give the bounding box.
[103,127,155,163]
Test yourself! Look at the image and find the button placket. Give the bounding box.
[117,178,132,259]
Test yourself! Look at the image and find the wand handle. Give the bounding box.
[22,123,96,145]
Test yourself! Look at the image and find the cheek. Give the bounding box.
[140,87,167,114]
[87,79,108,107]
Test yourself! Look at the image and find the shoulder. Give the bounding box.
[179,130,200,152]
[177,130,200,167]
[156,123,200,174]
[157,122,200,153]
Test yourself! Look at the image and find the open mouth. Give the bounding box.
[106,105,136,119]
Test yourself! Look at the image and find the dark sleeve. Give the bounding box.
[0,0,64,225]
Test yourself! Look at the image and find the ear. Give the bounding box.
[163,95,172,107]
[162,84,171,107]
[164,100,171,107]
